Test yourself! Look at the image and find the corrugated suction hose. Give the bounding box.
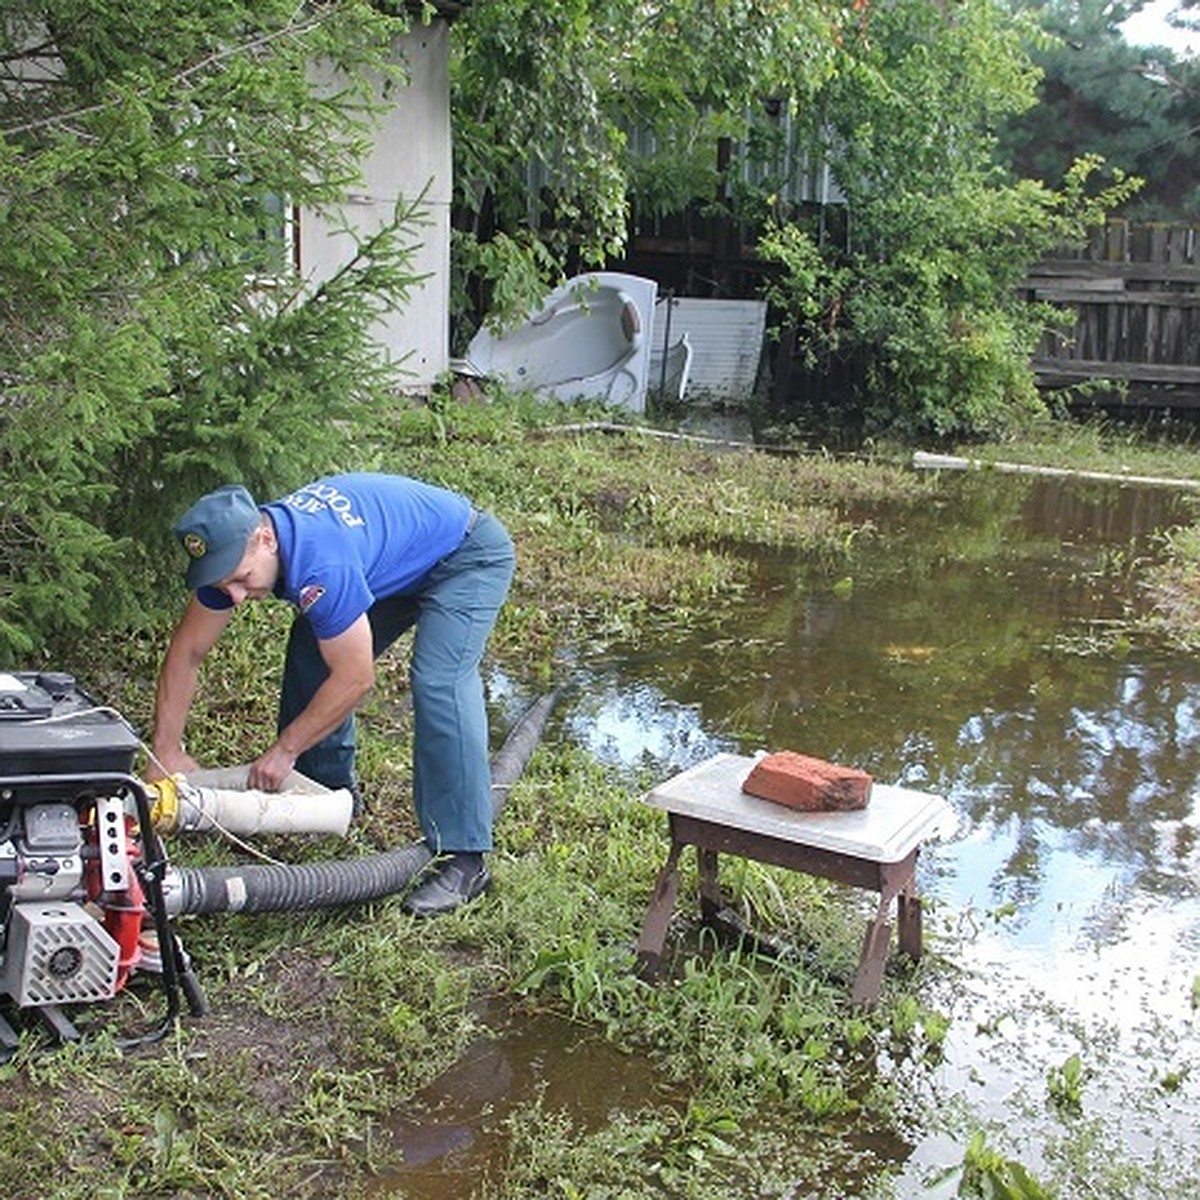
[168,840,434,916]
[166,690,558,917]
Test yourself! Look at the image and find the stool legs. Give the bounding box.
[897,884,923,960]
[697,848,722,920]
[852,896,893,1007]
[635,836,925,1007]
[636,840,684,972]
[852,863,922,1007]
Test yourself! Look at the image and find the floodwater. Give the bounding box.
[387,463,1200,1196]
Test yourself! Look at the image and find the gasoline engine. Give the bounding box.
[0,670,203,1054]
[0,668,555,1057]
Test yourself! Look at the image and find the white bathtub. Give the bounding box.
[457,273,659,413]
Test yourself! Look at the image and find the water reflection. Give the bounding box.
[470,471,1200,1194]
[380,1006,664,1197]
[557,475,1200,959]
[562,679,733,767]
[587,478,1195,854]
[561,470,1200,1183]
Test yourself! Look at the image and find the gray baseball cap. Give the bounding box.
[174,484,261,590]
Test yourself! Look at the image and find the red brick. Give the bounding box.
[742,751,873,812]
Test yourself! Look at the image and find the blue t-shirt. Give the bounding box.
[196,473,472,639]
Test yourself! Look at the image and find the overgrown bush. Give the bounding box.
[760,4,1142,440]
[0,1,423,657]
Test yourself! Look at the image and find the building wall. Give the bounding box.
[299,21,451,392]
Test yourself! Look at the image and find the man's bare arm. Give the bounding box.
[148,596,235,778]
[247,613,376,791]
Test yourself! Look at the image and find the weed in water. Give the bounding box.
[937,1130,1055,1200]
[1046,1052,1087,1116]
[1157,1064,1190,1093]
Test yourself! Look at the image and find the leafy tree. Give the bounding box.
[1000,0,1200,220]
[762,0,1139,439]
[448,0,843,340]
[451,1,1138,441]
[0,2,425,657]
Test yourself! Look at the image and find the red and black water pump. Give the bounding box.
[0,671,205,1056]
[0,668,556,1057]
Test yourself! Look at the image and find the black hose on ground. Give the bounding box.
[167,690,558,917]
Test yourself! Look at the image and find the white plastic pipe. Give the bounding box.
[175,784,353,837]
[171,766,353,837]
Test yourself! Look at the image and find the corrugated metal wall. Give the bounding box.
[650,297,767,402]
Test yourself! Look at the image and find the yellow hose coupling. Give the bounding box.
[145,774,185,833]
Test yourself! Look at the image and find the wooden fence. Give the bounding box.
[1027,221,1200,406]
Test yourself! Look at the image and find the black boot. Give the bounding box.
[403,852,490,918]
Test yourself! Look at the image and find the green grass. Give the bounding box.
[9,398,1200,1197]
[954,414,1200,482]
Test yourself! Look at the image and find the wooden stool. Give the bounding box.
[635,753,956,1006]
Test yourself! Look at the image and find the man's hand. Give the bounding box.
[248,742,298,792]
[144,748,200,783]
